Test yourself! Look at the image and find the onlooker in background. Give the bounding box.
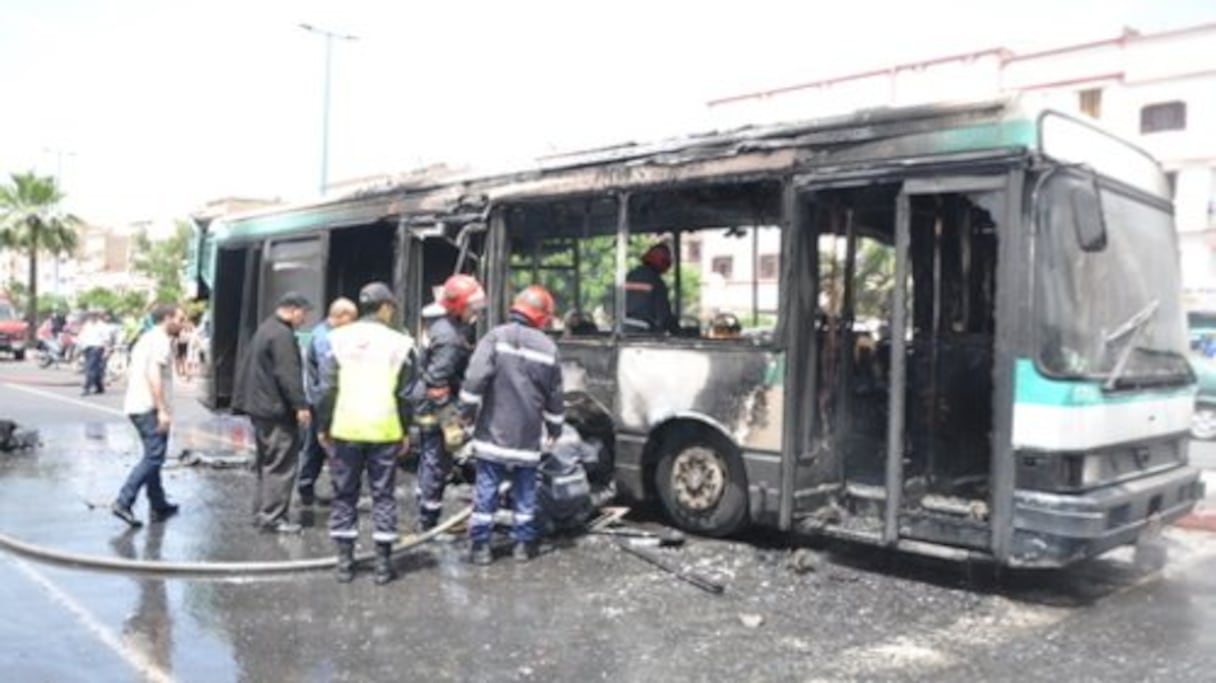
[232,292,313,534]
[111,303,187,527]
[78,309,109,395]
[175,318,193,380]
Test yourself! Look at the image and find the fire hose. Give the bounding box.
[0,505,471,577]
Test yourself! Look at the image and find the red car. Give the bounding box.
[0,297,30,361]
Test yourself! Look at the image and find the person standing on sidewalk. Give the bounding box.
[111,303,187,528]
[317,282,415,584]
[298,296,357,506]
[78,309,109,395]
[413,274,484,532]
[233,292,312,534]
[460,285,564,565]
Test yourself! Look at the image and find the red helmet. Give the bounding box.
[439,274,486,316]
[511,285,556,328]
[642,243,673,272]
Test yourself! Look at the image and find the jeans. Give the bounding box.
[117,411,169,510]
[329,441,400,543]
[469,459,538,544]
[83,346,105,394]
[415,428,452,526]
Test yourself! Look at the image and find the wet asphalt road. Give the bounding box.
[3,360,1216,682]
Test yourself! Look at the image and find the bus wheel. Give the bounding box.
[655,437,748,537]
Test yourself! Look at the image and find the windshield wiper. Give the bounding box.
[1103,299,1159,390]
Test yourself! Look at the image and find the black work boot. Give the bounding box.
[469,541,493,566]
[373,542,396,585]
[335,541,356,584]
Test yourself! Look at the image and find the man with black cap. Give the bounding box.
[233,291,313,534]
[317,282,415,584]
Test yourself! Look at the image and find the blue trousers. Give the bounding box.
[416,428,452,526]
[469,459,538,544]
[83,347,105,393]
[329,441,400,544]
[117,411,169,510]
[297,409,326,495]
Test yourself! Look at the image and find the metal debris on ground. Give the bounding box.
[739,613,765,629]
[785,548,820,574]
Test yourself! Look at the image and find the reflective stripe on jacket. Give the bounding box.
[460,318,564,465]
[321,319,415,443]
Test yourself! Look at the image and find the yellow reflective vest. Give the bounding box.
[327,320,415,443]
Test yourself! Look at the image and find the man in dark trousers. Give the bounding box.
[317,282,415,584]
[460,285,564,565]
[624,242,677,334]
[233,292,312,534]
[298,296,357,506]
[413,274,485,532]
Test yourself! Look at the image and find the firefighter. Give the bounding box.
[413,274,486,532]
[460,285,564,565]
[317,282,415,585]
[624,243,677,334]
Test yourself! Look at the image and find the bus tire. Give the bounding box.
[13,349,24,361]
[654,434,748,538]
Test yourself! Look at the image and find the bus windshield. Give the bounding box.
[0,302,15,320]
[1036,171,1191,386]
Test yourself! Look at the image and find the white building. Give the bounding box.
[707,23,1216,309]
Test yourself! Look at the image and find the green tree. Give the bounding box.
[133,220,191,303]
[0,172,81,340]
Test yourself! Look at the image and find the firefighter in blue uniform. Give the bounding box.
[459,285,564,564]
[413,274,485,532]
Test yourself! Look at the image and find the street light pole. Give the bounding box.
[299,23,358,196]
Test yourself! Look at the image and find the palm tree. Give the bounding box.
[0,172,81,341]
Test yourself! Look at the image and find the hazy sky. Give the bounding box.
[2,0,1215,229]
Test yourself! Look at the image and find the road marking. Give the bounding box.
[8,556,175,683]
[0,381,249,452]
[2,381,126,417]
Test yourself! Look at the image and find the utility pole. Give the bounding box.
[299,23,358,196]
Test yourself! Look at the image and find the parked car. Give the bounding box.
[0,297,30,360]
[1191,354,1216,440]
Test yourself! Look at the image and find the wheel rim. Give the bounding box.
[1193,409,1216,439]
[671,446,727,511]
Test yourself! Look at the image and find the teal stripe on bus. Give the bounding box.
[1014,358,1194,407]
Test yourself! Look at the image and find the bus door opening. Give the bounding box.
[805,179,1002,549]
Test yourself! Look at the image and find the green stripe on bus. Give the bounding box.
[1014,358,1193,407]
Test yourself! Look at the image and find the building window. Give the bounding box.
[1140,101,1187,134]
[758,254,779,280]
[685,239,702,264]
[1079,88,1102,119]
[711,256,733,279]
[1165,171,1178,199]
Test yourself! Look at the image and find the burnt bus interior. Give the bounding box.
[806,182,1002,546]
[502,181,785,340]
[206,220,398,409]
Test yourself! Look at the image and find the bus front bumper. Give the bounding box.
[1009,465,1205,568]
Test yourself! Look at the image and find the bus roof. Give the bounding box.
[206,96,1165,246]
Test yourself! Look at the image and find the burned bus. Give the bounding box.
[191,99,1203,567]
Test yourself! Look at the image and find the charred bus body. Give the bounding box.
[192,99,1203,567]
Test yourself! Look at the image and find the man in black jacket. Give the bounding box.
[233,292,312,534]
[624,243,677,334]
[413,274,485,532]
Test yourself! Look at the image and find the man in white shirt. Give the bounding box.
[77,309,109,396]
[112,303,187,527]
